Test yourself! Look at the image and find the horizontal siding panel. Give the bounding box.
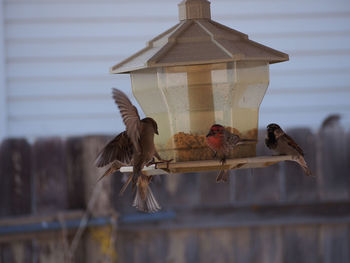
[5,22,175,40]
[4,3,177,20]
[7,77,130,97]
[270,71,350,88]
[275,55,350,71]
[7,91,349,120]
[7,36,350,60]
[266,85,350,95]
[259,110,350,130]
[261,91,350,109]
[5,16,350,40]
[8,93,139,117]
[6,30,350,45]
[7,54,350,78]
[8,90,349,119]
[8,99,115,116]
[7,41,147,59]
[4,0,350,138]
[4,1,350,20]
[7,69,350,87]
[254,36,350,55]
[8,117,126,138]
[6,61,115,78]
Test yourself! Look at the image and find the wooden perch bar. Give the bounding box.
[120,155,295,175]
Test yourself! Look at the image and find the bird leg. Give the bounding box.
[119,173,134,196]
[148,158,173,170]
[216,157,228,183]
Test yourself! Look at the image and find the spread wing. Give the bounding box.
[283,133,304,156]
[112,88,141,153]
[95,131,133,167]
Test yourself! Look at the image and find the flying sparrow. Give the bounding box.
[206,124,256,182]
[96,88,168,212]
[265,123,312,176]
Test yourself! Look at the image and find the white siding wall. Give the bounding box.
[0,0,7,141]
[2,0,350,139]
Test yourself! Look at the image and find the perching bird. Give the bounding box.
[265,123,312,176]
[206,124,256,182]
[96,88,167,212]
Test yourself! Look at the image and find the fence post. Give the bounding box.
[0,139,33,262]
[317,125,349,200]
[283,128,318,202]
[33,137,68,213]
[78,135,117,263]
[31,137,72,263]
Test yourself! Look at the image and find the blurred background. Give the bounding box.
[0,0,350,262]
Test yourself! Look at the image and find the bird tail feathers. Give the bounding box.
[237,138,257,145]
[296,156,313,176]
[133,176,161,213]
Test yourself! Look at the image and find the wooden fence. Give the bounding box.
[0,126,349,263]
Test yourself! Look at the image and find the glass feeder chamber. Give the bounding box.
[111,0,289,173]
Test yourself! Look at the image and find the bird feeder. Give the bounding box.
[111,0,289,173]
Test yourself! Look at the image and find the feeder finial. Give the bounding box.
[178,0,211,21]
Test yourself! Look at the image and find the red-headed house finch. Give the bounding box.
[265,123,313,176]
[96,88,167,212]
[206,124,256,182]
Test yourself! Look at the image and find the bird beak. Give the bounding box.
[206,131,212,137]
[155,129,159,135]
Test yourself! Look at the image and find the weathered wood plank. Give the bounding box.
[0,139,34,263]
[200,171,230,206]
[65,137,86,210]
[111,170,136,214]
[249,130,283,203]
[0,138,32,217]
[80,135,114,216]
[282,225,321,263]
[0,244,14,263]
[283,128,318,202]
[251,226,283,263]
[32,137,67,213]
[116,230,168,263]
[32,137,82,263]
[317,124,349,200]
[231,169,252,203]
[165,230,199,263]
[36,235,68,263]
[198,228,234,263]
[0,242,33,263]
[232,227,253,262]
[163,173,200,209]
[66,135,118,263]
[85,226,117,263]
[320,224,349,263]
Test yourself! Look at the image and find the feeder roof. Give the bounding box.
[111,0,289,74]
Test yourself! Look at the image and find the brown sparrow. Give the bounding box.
[96,88,167,212]
[265,123,312,176]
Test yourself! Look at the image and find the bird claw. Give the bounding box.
[152,159,173,169]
